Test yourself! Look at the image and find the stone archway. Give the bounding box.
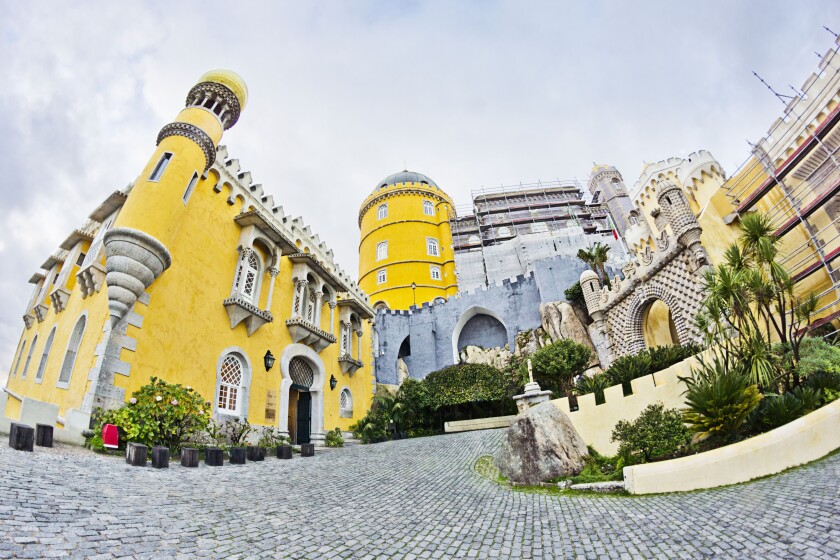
[641,299,680,348]
[623,285,691,356]
[451,306,508,363]
[278,344,326,445]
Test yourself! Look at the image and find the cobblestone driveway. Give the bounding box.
[1,429,838,559]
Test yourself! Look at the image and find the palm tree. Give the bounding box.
[577,242,612,288]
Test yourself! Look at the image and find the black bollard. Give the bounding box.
[126,442,148,466]
[35,424,54,448]
[180,447,199,468]
[151,446,169,469]
[9,423,34,452]
[229,447,246,464]
[301,443,315,457]
[247,446,265,461]
[277,445,292,459]
[205,447,224,466]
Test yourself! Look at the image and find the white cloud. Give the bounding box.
[0,0,838,373]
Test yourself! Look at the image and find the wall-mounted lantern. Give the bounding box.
[264,350,276,372]
[329,374,338,390]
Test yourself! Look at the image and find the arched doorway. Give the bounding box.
[397,336,411,384]
[642,299,680,348]
[279,344,326,445]
[288,356,315,444]
[451,306,509,362]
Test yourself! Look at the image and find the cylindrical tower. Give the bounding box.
[104,70,247,324]
[358,171,457,310]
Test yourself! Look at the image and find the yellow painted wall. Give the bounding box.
[642,299,679,348]
[358,183,457,309]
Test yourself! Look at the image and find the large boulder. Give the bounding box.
[459,345,512,369]
[494,401,589,485]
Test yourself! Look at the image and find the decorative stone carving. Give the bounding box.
[103,227,172,326]
[338,355,363,375]
[285,317,336,352]
[225,296,274,336]
[157,122,216,171]
[33,304,49,323]
[186,81,242,129]
[76,262,106,298]
[49,287,70,314]
[494,402,588,485]
[22,313,35,330]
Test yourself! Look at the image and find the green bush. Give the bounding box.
[256,427,289,449]
[88,377,211,452]
[325,427,344,448]
[527,339,592,396]
[611,403,690,464]
[804,370,840,405]
[682,354,763,442]
[567,447,625,484]
[220,416,252,446]
[795,337,840,379]
[564,281,587,311]
[350,389,395,444]
[752,386,822,431]
[647,343,703,372]
[423,363,514,409]
[574,374,611,405]
[602,344,701,397]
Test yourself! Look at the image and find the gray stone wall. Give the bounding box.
[373,255,592,384]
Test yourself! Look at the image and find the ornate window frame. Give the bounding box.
[377,203,388,220]
[430,265,441,281]
[426,237,440,257]
[339,387,353,418]
[215,348,252,419]
[56,312,88,389]
[34,327,57,384]
[377,269,387,284]
[423,200,434,216]
[376,240,388,261]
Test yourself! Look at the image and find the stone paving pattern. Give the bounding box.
[1,429,839,559]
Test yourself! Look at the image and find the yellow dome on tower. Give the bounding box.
[198,69,249,110]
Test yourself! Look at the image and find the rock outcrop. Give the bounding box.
[459,345,512,370]
[494,402,589,485]
[540,301,599,367]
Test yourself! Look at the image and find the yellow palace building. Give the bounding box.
[3,70,374,445]
[358,171,458,310]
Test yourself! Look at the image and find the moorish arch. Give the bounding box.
[451,306,508,362]
[278,343,326,445]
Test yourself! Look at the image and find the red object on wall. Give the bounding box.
[102,424,119,449]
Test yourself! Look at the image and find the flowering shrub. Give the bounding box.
[89,377,211,451]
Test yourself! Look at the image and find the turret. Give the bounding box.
[104,70,248,325]
[655,180,709,269]
[588,165,635,237]
[579,269,605,323]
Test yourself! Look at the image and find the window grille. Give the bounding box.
[218,354,244,413]
[237,252,260,303]
[423,200,434,216]
[289,357,314,388]
[377,269,386,284]
[378,204,388,219]
[376,241,388,261]
[430,265,441,280]
[81,215,116,269]
[340,388,353,416]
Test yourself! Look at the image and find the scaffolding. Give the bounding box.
[450,179,626,291]
[723,35,840,339]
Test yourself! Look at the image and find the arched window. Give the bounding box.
[423,200,434,216]
[35,327,57,383]
[11,340,26,379]
[377,269,387,284]
[340,388,353,418]
[376,241,388,261]
[430,265,441,280]
[377,203,388,220]
[57,315,87,388]
[234,250,261,304]
[218,354,245,415]
[426,237,440,257]
[289,357,315,388]
[21,335,37,380]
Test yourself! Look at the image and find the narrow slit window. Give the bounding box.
[149,153,173,182]
[183,172,199,204]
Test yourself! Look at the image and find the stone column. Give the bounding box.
[278,378,292,438]
[265,267,279,310]
[309,389,326,446]
[356,329,364,360]
[328,301,336,335]
[340,321,351,356]
[292,279,308,318]
[313,291,324,326]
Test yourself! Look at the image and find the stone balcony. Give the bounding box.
[223,296,273,336]
[338,355,363,375]
[285,317,336,353]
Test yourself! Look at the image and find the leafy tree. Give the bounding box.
[611,403,690,464]
[527,339,592,396]
[574,374,611,405]
[564,281,587,313]
[423,364,514,409]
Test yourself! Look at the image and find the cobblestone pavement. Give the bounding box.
[1,430,839,559]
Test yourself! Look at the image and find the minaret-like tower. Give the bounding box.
[588,165,635,238]
[358,171,457,310]
[104,70,247,325]
[579,269,605,325]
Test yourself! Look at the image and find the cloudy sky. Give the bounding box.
[1,1,837,377]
